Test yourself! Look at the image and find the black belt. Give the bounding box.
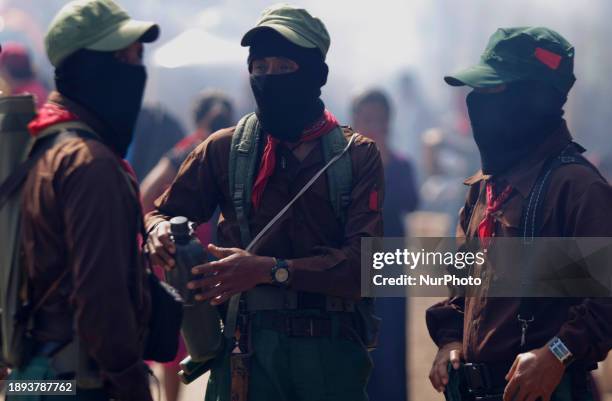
[253,312,357,340]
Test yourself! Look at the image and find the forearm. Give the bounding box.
[288,249,360,299]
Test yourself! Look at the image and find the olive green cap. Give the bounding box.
[241,4,330,58]
[45,0,160,67]
[445,27,576,94]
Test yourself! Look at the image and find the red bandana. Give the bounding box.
[251,110,339,210]
[27,102,80,137]
[477,182,513,248]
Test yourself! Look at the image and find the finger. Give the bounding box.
[192,260,224,275]
[147,242,172,269]
[188,273,224,291]
[210,291,234,306]
[505,356,519,381]
[428,367,440,390]
[449,349,462,370]
[503,379,519,401]
[429,364,443,392]
[436,360,449,389]
[525,394,538,401]
[158,232,176,254]
[514,385,529,401]
[151,235,175,268]
[197,282,233,302]
[208,244,240,259]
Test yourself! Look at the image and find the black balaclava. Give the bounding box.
[248,29,328,142]
[55,49,147,157]
[466,80,567,175]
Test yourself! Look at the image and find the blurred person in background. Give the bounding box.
[392,71,436,172]
[145,4,383,401]
[11,0,160,399]
[126,104,186,181]
[141,90,234,212]
[427,27,612,401]
[0,42,48,108]
[140,90,233,401]
[351,88,418,401]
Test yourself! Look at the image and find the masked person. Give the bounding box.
[12,1,159,399]
[426,27,612,401]
[145,5,383,401]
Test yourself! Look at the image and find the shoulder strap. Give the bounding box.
[520,142,602,243]
[228,113,263,248]
[0,124,98,212]
[517,142,600,348]
[321,127,353,225]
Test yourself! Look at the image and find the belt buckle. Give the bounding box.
[463,363,492,393]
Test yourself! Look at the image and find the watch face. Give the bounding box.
[274,267,290,283]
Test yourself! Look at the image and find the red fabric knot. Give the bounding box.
[251,110,339,210]
[477,182,513,249]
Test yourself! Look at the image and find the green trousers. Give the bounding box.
[205,312,372,401]
[7,356,109,401]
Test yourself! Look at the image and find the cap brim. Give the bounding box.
[87,19,159,52]
[240,24,316,49]
[444,62,524,88]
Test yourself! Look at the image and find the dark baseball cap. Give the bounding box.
[445,27,576,94]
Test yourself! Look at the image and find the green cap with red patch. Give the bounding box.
[445,27,576,94]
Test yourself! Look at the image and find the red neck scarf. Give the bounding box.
[251,110,339,209]
[27,102,138,182]
[477,182,513,248]
[28,102,79,137]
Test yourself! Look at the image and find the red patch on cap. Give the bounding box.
[534,47,562,70]
[369,190,379,211]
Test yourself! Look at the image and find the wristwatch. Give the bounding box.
[548,336,574,366]
[271,258,291,286]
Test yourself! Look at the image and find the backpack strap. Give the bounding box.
[517,142,602,348]
[228,113,263,248]
[520,142,603,243]
[321,127,353,225]
[0,123,99,211]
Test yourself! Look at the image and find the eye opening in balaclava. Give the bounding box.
[466,80,567,175]
[248,29,328,142]
[55,48,147,157]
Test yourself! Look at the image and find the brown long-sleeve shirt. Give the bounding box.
[21,92,151,400]
[145,124,384,301]
[426,122,612,368]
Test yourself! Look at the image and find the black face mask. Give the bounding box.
[55,49,147,157]
[248,30,327,142]
[466,81,566,175]
[250,72,324,142]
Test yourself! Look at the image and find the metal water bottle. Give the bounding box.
[166,216,223,363]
